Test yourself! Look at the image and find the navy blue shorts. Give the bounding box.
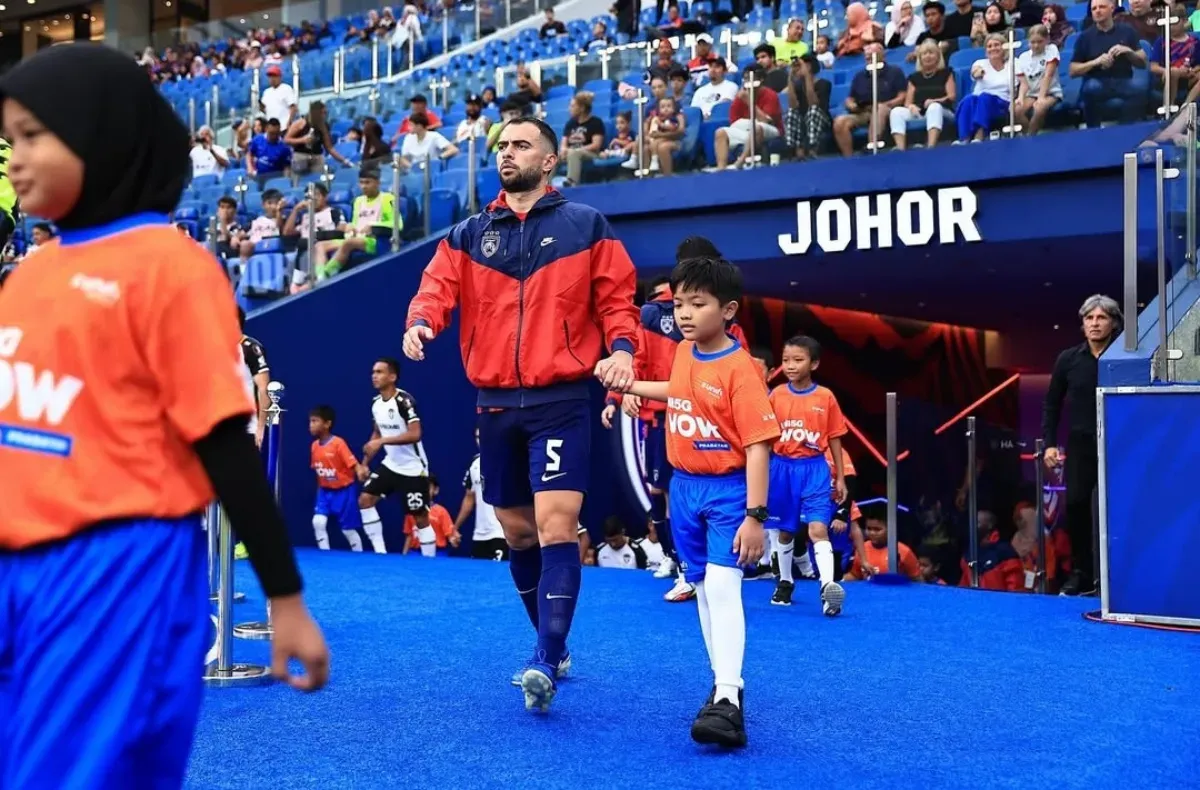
[644,419,673,490]
[478,399,592,509]
[768,454,834,534]
[669,469,747,583]
[316,483,362,529]
[0,517,209,789]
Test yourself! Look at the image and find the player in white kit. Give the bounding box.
[455,429,509,561]
[357,357,431,554]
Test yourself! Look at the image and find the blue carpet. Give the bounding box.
[187,550,1200,790]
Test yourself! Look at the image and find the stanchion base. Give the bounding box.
[202,662,274,687]
[233,621,274,640]
[210,592,247,603]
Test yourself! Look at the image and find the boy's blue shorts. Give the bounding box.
[0,516,210,789]
[767,454,834,534]
[316,483,362,529]
[669,469,748,584]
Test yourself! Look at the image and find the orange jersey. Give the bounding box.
[769,383,847,460]
[311,435,359,489]
[854,541,921,580]
[404,504,455,548]
[826,445,856,477]
[0,221,254,550]
[665,341,779,475]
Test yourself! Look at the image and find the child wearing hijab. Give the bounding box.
[0,43,329,790]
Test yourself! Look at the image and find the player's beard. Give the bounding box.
[499,164,544,194]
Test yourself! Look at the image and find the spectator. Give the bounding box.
[690,56,739,119]
[1069,0,1147,129]
[944,0,985,39]
[455,94,492,143]
[773,17,811,62]
[1093,0,1158,41]
[917,545,949,585]
[648,38,679,81]
[968,510,1025,591]
[886,0,927,48]
[239,188,284,263]
[710,65,782,169]
[1015,24,1063,136]
[246,118,292,185]
[645,96,686,174]
[259,64,297,126]
[284,100,352,174]
[605,110,638,168]
[998,0,1046,28]
[403,477,459,554]
[846,513,921,580]
[612,0,640,38]
[311,168,399,279]
[559,91,606,185]
[1011,501,1058,590]
[785,52,833,160]
[283,183,346,250]
[971,3,1011,46]
[584,20,615,51]
[539,7,567,38]
[890,40,957,149]
[26,222,54,257]
[1041,4,1075,47]
[687,34,738,83]
[753,43,792,92]
[646,75,670,114]
[836,2,885,56]
[668,65,694,104]
[955,33,1015,143]
[1149,2,1200,108]
[399,111,458,171]
[360,116,393,165]
[389,5,424,59]
[480,86,498,108]
[814,34,836,69]
[508,67,544,107]
[487,101,526,153]
[832,42,907,156]
[189,125,229,178]
[210,196,246,260]
[591,518,648,569]
[395,93,443,138]
[913,1,960,59]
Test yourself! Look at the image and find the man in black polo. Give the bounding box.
[1041,294,1123,597]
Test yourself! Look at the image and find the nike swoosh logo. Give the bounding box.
[541,472,567,482]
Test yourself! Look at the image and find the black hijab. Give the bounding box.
[0,43,191,230]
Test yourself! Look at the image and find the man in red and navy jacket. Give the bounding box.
[403,117,639,713]
[602,237,748,605]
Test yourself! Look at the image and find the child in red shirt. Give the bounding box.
[403,475,460,554]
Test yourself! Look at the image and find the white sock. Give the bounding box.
[312,514,330,549]
[704,564,746,708]
[796,546,815,576]
[694,579,715,670]
[813,539,834,585]
[765,528,779,568]
[342,529,364,551]
[777,537,795,583]
[416,525,437,557]
[360,506,387,553]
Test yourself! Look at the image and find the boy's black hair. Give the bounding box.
[310,182,329,196]
[751,346,773,367]
[217,195,237,209]
[31,221,53,235]
[376,356,400,376]
[648,274,670,291]
[358,166,381,181]
[265,117,282,128]
[261,188,283,203]
[310,404,336,424]
[783,334,822,361]
[428,474,439,488]
[669,256,742,306]
[617,109,632,124]
[603,516,626,538]
[916,543,938,562]
[675,235,723,263]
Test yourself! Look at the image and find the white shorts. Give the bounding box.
[725,118,781,148]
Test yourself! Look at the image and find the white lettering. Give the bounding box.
[667,397,693,413]
[0,360,85,426]
[667,411,723,439]
[780,427,822,445]
[0,327,23,358]
[777,187,982,255]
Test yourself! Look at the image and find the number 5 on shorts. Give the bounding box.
[541,438,565,483]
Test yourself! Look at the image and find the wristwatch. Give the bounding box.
[745,506,770,523]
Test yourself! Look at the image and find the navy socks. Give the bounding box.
[509,545,542,629]
[535,542,581,671]
[650,491,677,562]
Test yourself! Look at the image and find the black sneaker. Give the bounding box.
[1059,571,1097,597]
[771,579,795,606]
[691,695,747,748]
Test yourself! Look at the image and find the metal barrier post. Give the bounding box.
[1002,29,1022,137]
[422,154,432,237]
[634,89,649,178]
[203,504,272,685]
[188,97,197,135]
[1155,147,1169,380]
[372,37,380,83]
[1158,4,1179,119]
[370,86,381,117]
[866,51,884,153]
[387,39,395,81]
[1122,152,1138,351]
[206,502,221,600]
[885,392,899,575]
[442,14,450,57]
[467,135,479,214]
[429,79,440,109]
[966,416,979,588]
[235,174,249,212]
[207,215,218,257]
[599,48,611,81]
[336,48,346,94]
[746,71,760,169]
[305,182,319,286]
[505,0,512,27]
[439,77,452,112]
[250,69,261,118]
[392,153,404,250]
[408,34,416,71]
[1033,439,1048,594]
[234,382,284,641]
[567,55,578,88]
[292,54,301,98]
[1187,102,1196,279]
[212,85,221,131]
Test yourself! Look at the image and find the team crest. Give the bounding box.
[389,408,396,417]
[659,314,674,335]
[481,230,500,259]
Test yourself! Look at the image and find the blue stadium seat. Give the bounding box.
[242,253,287,294]
[254,238,285,254]
[427,189,459,232]
[173,206,201,221]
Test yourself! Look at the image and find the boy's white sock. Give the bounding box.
[813,539,835,585]
[694,579,715,670]
[416,525,437,557]
[704,563,746,708]
[342,529,364,551]
[777,537,795,583]
[765,528,779,567]
[312,514,330,549]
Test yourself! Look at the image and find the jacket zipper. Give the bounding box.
[563,321,584,367]
[514,219,526,389]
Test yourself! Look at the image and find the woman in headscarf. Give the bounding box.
[0,43,329,789]
[836,2,884,57]
[1041,3,1075,47]
[885,0,926,48]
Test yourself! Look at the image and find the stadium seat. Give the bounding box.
[242,253,287,294]
[427,189,459,232]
